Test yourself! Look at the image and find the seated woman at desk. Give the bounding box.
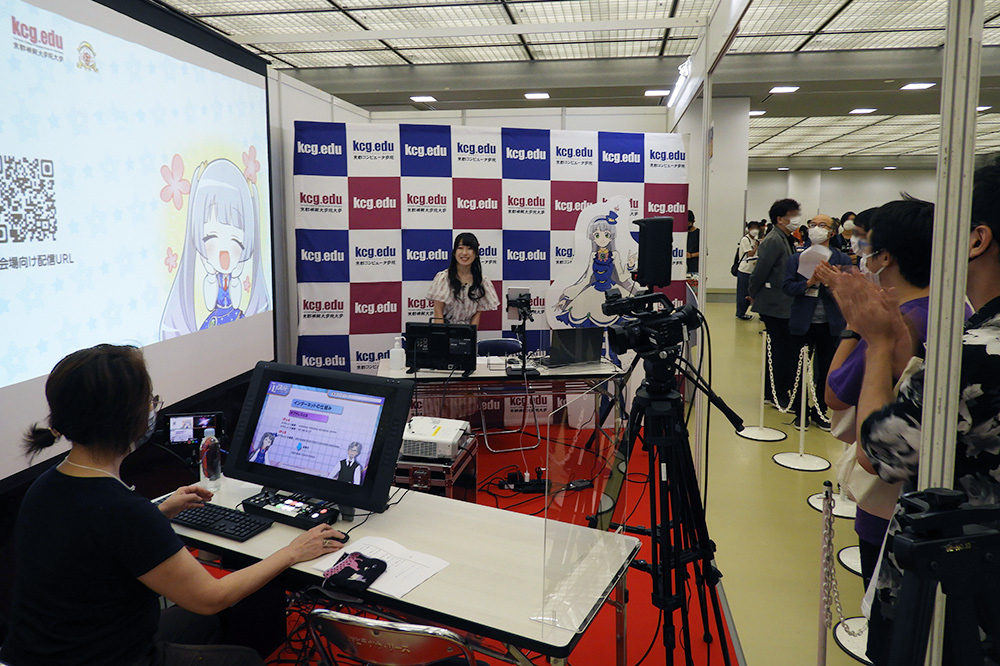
[428,232,499,327]
[0,344,347,666]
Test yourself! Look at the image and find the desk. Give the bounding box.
[378,357,625,453]
[171,477,640,665]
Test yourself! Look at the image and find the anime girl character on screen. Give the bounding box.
[549,198,638,328]
[248,432,276,466]
[160,158,270,340]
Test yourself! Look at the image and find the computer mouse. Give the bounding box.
[328,531,350,544]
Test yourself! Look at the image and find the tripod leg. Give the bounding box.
[886,571,938,666]
[945,587,987,666]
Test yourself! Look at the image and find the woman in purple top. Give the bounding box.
[824,199,971,588]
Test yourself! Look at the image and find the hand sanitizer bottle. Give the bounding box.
[389,336,405,371]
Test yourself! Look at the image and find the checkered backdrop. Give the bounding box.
[293,121,689,374]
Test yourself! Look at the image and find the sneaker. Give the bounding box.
[736,314,753,321]
[789,414,810,430]
[812,413,832,432]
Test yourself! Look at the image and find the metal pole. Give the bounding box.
[759,333,768,426]
[799,346,808,457]
[693,43,712,494]
[920,2,983,665]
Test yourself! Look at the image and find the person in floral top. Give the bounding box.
[830,158,1000,665]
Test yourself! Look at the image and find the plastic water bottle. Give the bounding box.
[200,427,222,492]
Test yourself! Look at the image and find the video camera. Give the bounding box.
[601,215,700,358]
[603,289,700,358]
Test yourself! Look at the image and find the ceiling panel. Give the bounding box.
[530,39,663,59]
[349,5,511,30]
[199,11,359,35]
[170,0,330,12]
[983,28,1000,46]
[400,45,527,64]
[386,35,523,48]
[750,117,804,128]
[822,0,947,31]
[275,50,408,68]
[258,39,388,52]
[802,29,945,51]
[739,0,845,35]
[525,29,665,43]
[511,0,678,23]
[797,116,888,127]
[337,0,499,6]
[661,37,699,56]
[674,0,716,17]
[730,34,809,53]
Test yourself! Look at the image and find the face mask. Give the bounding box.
[807,226,829,245]
[132,409,157,453]
[843,220,855,232]
[749,229,760,239]
[860,253,886,287]
[789,215,801,224]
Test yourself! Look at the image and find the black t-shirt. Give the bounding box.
[686,226,700,274]
[0,468,184,666]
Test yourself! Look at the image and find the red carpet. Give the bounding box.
[256,423,737,665]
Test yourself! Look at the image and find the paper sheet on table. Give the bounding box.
[797,244,832,279]
[313,536,449,598]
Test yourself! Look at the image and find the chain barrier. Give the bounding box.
[765,332,805,413]
[821,485,866,640]
[764,333,832,425]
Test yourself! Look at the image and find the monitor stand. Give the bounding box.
[338,504,356,522]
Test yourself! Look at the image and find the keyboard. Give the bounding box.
[169,503,273,542]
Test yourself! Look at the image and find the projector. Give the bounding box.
[401,417,471,460]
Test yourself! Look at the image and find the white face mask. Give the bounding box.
[860,253,886,287]
[749,228,760,239]
[843,220,855,232]
[807,226,830,245]
[789,214,801,224]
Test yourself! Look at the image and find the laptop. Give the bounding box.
[545,327,605,367]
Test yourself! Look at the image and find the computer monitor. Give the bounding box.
[405,322,477,375]
[549,327,605,367]
[224,362,414,512]
[165,412,224,445]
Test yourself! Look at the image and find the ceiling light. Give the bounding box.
[829,166,843,171]
[901,82,935,90]
[778,167,790,171]
[850,108,877,114]
[978,105,993,112]
[410,95,437,103]
[524,92,549,100]
[749,110,767,117]
[884,166,898,170]
[770,86,799,94]
[645,89,671,97]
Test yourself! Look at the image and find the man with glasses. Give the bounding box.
[782,214,854,428]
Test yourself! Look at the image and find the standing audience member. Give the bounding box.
[848,207,876,265]
[749,198,801,408]
[735,220,762,320]
[831,211,856,253]
[824,198,971,591]
[686,209,700,275]
[830,159,1000,665]
[782,215,853,428]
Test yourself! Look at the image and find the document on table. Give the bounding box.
[312,536,449,598]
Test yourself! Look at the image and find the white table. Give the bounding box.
[170,477,640,665]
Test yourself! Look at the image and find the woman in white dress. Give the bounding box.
[427,232,499,327]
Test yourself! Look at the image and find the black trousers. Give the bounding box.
[153,607,264,666]
[759,314,797,407]
[735,273,751,317]
[791,322,838,414]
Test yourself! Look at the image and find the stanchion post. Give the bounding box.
[799,346,809,456]
[759,332,768,426]
[737,331,787,442]
[818,482,832,666]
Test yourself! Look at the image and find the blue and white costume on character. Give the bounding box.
[553,210,637,327]
[200,273,245,329]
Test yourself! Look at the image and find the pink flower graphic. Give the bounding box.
[242,146,260,184]
[164,247,178,273]
[243,276,251,292]
[160,154,190,210]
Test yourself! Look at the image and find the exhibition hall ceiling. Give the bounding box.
[163,0,1000,67]
[159,0,1000,163]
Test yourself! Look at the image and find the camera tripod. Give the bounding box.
[884,488,1000,666]
[612,353,737,666]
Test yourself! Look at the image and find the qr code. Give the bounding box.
[0,156,57,243]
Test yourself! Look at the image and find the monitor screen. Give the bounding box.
[225,362,413,512]
[167,413,223,445]
[404,322,477,374]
